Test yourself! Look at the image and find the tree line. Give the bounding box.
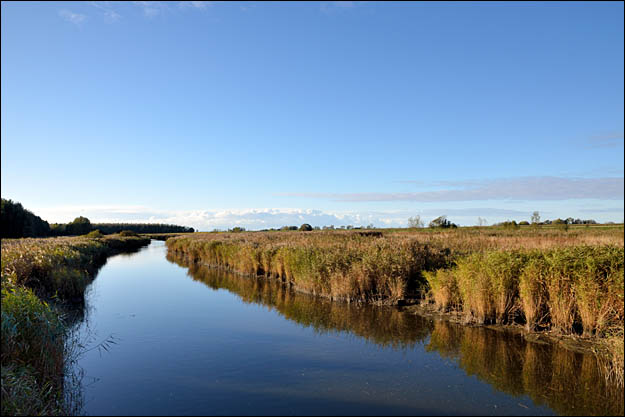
[1,198,194,238]
[1,199,51,238]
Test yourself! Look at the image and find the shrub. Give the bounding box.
[299,223,313,232]
[85,229,103,238]
[118,230,138,237]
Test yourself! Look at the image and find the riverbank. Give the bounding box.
[168,252,624,415]
[166,227,624,386]
[1,234,150,415]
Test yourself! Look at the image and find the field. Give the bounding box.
[1,234,150,415]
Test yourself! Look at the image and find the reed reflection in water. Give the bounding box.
[169,252,624,416]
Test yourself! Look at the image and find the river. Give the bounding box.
[69,241,623,415]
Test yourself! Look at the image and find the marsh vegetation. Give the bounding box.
[166,225,624,388]
[167,252,624,415]
[1,234,150,415]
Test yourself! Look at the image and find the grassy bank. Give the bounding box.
[166,226,623,304]
[169,250,624,415]
[1,234,150,415]
[166,226,624,384]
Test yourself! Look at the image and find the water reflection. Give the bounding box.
[169,252,624,416]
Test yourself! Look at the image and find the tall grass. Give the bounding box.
[426,246,623,336]
[167,231,453,302]
[518,254,548,331]
[1,234,150,416]
[168,228,624,383]
[169,252,433,349]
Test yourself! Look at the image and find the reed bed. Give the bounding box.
[425,246,624,336]
[168,227,624,386]
[167,230,456,302]
[1,234,150,416]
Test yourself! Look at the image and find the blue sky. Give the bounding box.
[1,1,623,230]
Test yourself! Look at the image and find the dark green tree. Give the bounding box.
[1,198,51,238]
[66,216,92,235]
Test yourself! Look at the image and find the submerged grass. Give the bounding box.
[1,234,150,416]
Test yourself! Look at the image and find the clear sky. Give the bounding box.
[1,1,623,230]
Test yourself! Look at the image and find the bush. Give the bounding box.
[118,230,138,237]
[299,224,313,232]
[85,229,103,238]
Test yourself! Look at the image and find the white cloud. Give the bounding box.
[59,10,87,25]
[30,203,624,231]
[179,1,211,9]
[89,2,121,22]
[34,206,413,231]
[320,1,367,13]
[132,1,165,17]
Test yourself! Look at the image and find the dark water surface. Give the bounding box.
[72,241,623,416]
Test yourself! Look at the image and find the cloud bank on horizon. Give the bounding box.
[29,176,624,230]
[280,177,624,202]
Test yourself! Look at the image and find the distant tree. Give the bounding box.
[299,223,313,231]
[66,216,92,236]
[429,215,456,228]
[499,220,519,229]
[92,223,193,234]
[519,221,530,226]
[531,211,540,224]
[50,223,67,236]
[408,215,424,228]
[1,198,51,238]
[366,223,375,229]
[477,217,487,227]
[230,226,246,233]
